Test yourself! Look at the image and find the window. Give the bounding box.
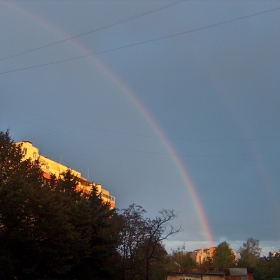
[23,147,27,155]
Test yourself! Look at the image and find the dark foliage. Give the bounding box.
[0,130,182,280]
[237,237,261,268]
[254,252,280,280]
[0,131,120,280]
[212,241,236,269]
[117,204,180,280]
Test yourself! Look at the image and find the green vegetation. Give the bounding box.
[0,130,119,279]
[212,241,236,269]
[0,131,179,280]
[238,237,261,268]
[166,245,197,271]
[0,130,280,280]
[165,239,280,280]
[254,252,280,280]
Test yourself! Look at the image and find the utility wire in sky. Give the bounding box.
[0,0,187,61]
[0,6,279,76]
[8,107,280,143]
[13,117,278,159]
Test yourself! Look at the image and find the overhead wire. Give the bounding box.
[12,116,276,159]
[0,0,187,61]
[6,107,280,142]
[2,4,280,158]
[0,6,279,76]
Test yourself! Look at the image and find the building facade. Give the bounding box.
[192,247,216,264]
[167,271,224,280]
[17,140,115,208]
[167,268,254,280]
[191,247,237,264]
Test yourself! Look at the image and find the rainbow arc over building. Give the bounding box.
[5,1,214,247]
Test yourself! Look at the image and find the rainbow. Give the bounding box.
[4,1,213,246]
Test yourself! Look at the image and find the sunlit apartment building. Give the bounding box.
[192,247,216,264]
[192,247,237,264]
[17,140,116,208]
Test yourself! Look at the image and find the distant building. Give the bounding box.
[167,270,224,280]
[191,247,237,264]
[225,268,254,280]
[17,140,116,208]
[192,247,216,264]
[167,268,254,280]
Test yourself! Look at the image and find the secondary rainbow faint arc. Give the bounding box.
[7,2,213,246]
[106,74,214,246]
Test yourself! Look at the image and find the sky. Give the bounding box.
[1,0,280,256]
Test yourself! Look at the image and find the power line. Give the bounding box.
[14,117,279,159]
[0,6,279,76]
[0,0,187,61]
[8,107,280,143]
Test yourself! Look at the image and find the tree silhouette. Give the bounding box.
[212,241,236,269]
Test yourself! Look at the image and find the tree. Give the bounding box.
[68,188,120,280]
[212,241,236,269]
[0,130,120,279]
[200,256,214,270]
[238,237,261,267]
[117,204,147,280]
[142,209,181,280]
[117,204,180,280]
[166,245,197,271]
[0,131,55,278]
[254,251,280,280]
